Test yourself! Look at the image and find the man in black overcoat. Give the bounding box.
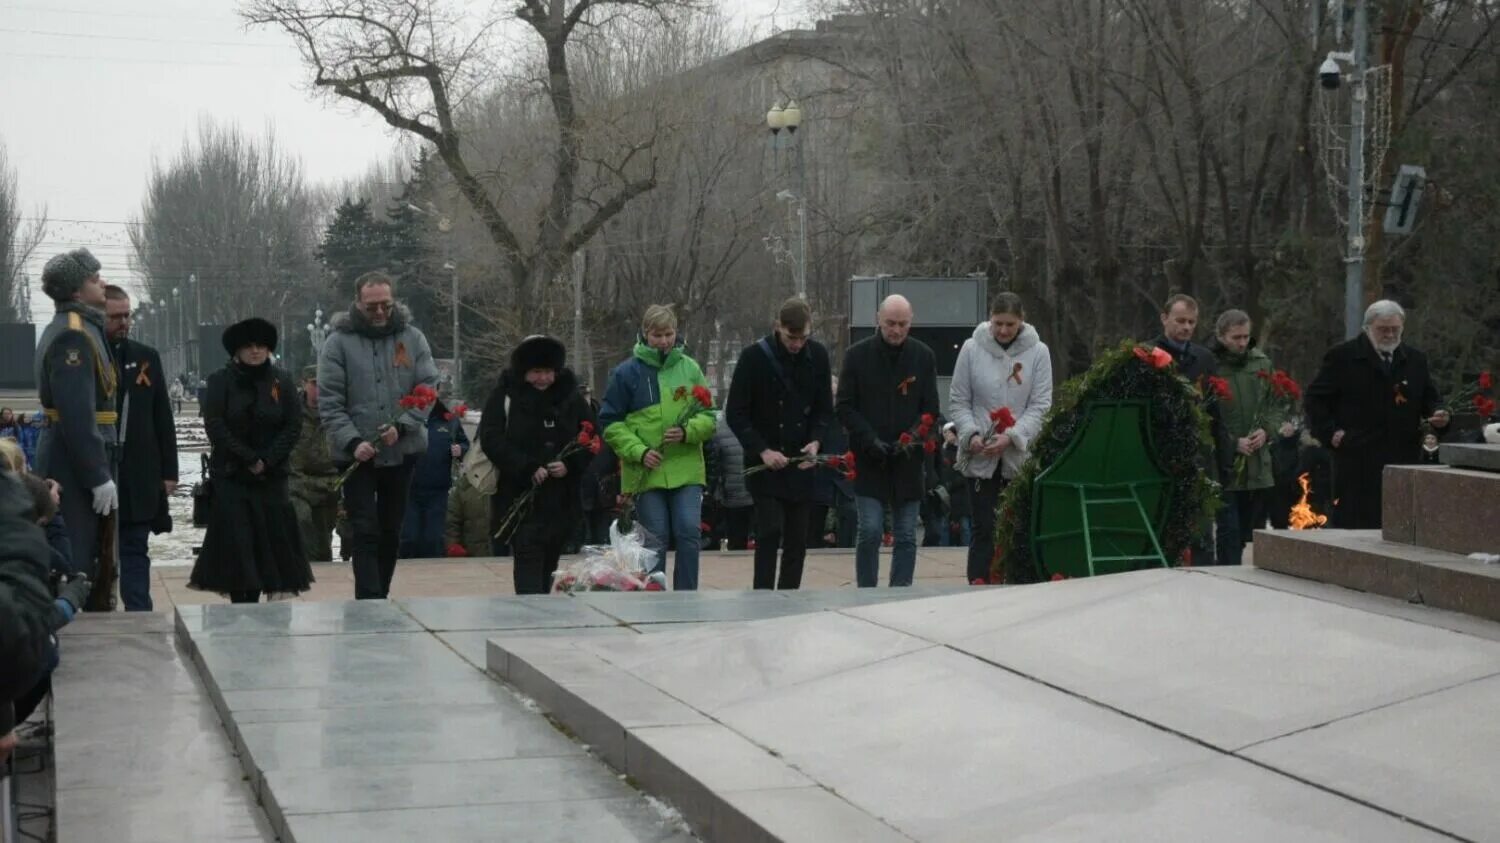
[726,297,834,590]
[1152,293,1233,565]
[835,294,941,587]
[1305,299,1448,529]
[105,286,179,611]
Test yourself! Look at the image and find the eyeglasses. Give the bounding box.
[363,302,394,313]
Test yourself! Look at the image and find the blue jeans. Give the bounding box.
[635,485,703,591]
[400,487,449,559]
[854,496,920,587]
[119,521,153,612]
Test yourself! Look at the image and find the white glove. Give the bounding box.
[91,480,119,516]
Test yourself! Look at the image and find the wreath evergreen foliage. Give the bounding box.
[993,341,1222,583]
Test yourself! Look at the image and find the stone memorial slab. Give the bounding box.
[176,599,422,637]
[189,631,477,693]
[906,571,1500,750]
[1441,441,1500,472]
[574,589,811,624]
[1244,673,1500,843]
[282,799,695,843]
[396,594,619,632]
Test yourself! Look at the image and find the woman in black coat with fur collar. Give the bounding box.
[188,319,312,602]
[480,336,595,595]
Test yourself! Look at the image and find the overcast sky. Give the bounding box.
[1,0,809,323]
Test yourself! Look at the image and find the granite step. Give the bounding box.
[1254,527,1500,622]
[1382,464,1500,556]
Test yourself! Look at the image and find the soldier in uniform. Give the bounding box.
[104,285,179,611]
[289,365,341,562]
[34,248,119,605]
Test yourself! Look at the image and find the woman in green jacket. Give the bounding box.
[1212,309,1283,564]
[599,305,717,590]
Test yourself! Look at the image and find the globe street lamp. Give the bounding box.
[307,307,328,360]
[766,100,809,298]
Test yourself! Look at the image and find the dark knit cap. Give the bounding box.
[300,364,319,382]
[222,318,278,355]
[40,248,102,302]
[510,335,566,375]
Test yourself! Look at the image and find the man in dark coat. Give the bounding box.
[104,286,179,611]
[1153,294,1232,565]
[1306,299,1448,529]
[34,248,120,606]
[726,297,834,590]
[1,470,56,763]
[836,294,941,587]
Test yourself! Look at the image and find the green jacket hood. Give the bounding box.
[633,335,686,369]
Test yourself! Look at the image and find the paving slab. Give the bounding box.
[283,799,695,843]
[572,589,813,625]
[1244,672,1500,843]
[189,630,479,692]
[396,593,620,631]
[176,598,424,637]
[860,571,1500,750]
[1441,441,1500,472]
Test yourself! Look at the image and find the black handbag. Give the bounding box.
[192,453,213,527]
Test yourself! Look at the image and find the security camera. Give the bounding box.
[1319,56,1342,90]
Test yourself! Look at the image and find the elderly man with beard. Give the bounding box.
[1306,300,1448,529]
[319,272,439,599]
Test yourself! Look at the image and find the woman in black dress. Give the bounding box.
[189,318,312,603]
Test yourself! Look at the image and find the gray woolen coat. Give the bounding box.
[317,303,440,467]
[947,322,1054,480]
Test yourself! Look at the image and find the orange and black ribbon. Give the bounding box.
[1008,362,1024,385]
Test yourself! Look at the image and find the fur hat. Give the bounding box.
[222,318,278,355]
[510,335,566,375]
[40,248,102,302]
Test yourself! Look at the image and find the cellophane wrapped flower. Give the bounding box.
[552,521,666,593]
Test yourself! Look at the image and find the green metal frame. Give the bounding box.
[1029,400,1173,578]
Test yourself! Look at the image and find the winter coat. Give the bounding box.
[948,322,1053,481]
[290,399,339,480]
[318,303,439,467]
[1154,335,1234,482]
[411,402,471,493]
[111,338,178,528]
[579,445,621,515]
[809,423,853,507]
[835,333,941,505]
[35,303,117,492]
[1211,341,1280,491]
[711,413,753,508]
[444,473,492,556]
[190,360,311,596]
[0,471,55,739]
[479,367,594,538]
[726,335,834,503]
[1305,334,1441,528]
[599,337,717,494]
[940,441,971,519]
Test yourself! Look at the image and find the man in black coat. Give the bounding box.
[1153,294,1232,565]
[836,294,941,587]
[0,469,56,764]
[105,286,179,611]
[727,297,834,590]
[1306,299,1448,529]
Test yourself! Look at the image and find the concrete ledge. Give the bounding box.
[1441,442,1500,472]
[1254,528,1500,622]
[1383,464,1500,554]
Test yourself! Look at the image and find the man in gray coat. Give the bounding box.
[319,272,439,599]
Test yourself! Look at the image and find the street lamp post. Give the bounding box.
[190,272,202,375]
[307,307,328,369]
[767,100,809,298]
[172,287,184,376]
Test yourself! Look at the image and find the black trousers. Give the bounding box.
[1229,489,1268,546]
[723,505,753,550]
[341,456,418,599]
[751,495,810,590]
[511,521,566,595]
[966,475,1008,583]
[230,590,261,604]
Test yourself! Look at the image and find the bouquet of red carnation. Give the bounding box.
[493,421,603,541]
[1202,375,1233,402]
[335,383,439,489]
[956,406,1017,472]
[896,413,941,456]
[1234,369,1302,484]
[1449,370,1496,419]
[744,449,857,480]
[666,384,715,442]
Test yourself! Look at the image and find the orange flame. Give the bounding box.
[1288,472,1327,530]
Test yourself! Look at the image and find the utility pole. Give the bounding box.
[192,272,202,375]
[572,250,585,385]
[1343,0,1369,340]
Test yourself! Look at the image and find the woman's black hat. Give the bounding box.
[222,317,279,355]
[510,334,566,374]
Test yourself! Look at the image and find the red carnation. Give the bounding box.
[970,578,988,586]
[920,413,935,427]
[699,521,711,533]
[898,432,914,445]
[446,543,469,558]
[1480,371,1494,390]
[692,385,713,407]
[1206,376,1233,401]
[589,437,603,454]
[580,420,594,434]
[1050,573,1066,581]
[991,406,1017,432]
[923,439,937,454]
[843,450,856,466]
[577,431,592,446]
[844,469,857,481]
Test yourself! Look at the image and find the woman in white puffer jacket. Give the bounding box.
[947,293,1053,583]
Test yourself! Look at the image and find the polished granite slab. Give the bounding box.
[53,616,276,841]
[492,570,1500,841]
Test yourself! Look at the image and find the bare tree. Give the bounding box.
[0,140,47,323]
[243,0,704,311]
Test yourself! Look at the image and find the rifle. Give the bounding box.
[84,510,118,612]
